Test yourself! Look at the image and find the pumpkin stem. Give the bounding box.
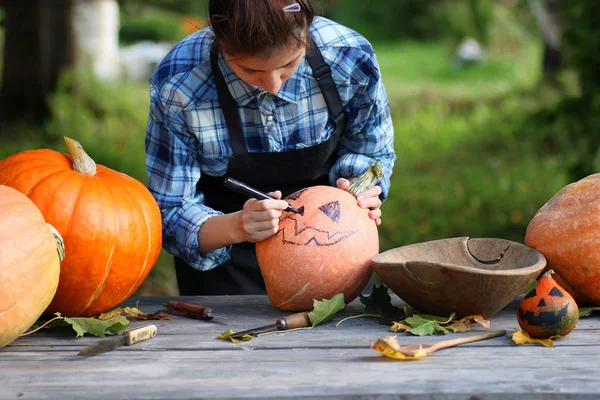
[64,137,97,176]
[46,223,65,262]
[347,161,384,196]
[543,269,555,278]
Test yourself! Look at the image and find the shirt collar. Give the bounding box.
[217,50,308,106]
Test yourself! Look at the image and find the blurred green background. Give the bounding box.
[0,0,598,296]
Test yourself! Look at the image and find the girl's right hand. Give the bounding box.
[236,190,289,243]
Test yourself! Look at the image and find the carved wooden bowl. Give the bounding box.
[370,237,546,317]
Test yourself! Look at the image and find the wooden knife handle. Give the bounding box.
[166,301,214,320]
[126,325,157,346]
[278,312,311,330]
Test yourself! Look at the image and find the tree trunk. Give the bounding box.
[529,0,563,82]
[0,0,75,129]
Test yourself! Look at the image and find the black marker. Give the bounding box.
[223,177,302,214]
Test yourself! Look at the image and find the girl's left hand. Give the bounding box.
[336,178,383,226]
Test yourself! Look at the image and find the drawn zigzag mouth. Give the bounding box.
[279,217,358,246]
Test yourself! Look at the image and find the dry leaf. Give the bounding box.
[217,330,254,343]
[98,307,170,321]
[371,336,428,360]
[510,329,556,347]
[390,321,412,333]
[446,315,490,332]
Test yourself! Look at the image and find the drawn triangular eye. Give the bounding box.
[288,188,308,201]
[319,201,341,224]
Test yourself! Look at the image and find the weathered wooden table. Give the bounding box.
[1,295,599,399]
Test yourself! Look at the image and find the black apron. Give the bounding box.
[174,38,347,295]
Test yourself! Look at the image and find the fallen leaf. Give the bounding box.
[579,307,600,318]
[390,321,412,333]
[510,329,556,347]
[98,307,171,321]
[446,315,490,332]
[217,330,254,343]
[308,293,345,326]
[371,335,428,360]
[62,315,130,338]
[359,283,405,324]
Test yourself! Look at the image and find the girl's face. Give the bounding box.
[224,44,305,95]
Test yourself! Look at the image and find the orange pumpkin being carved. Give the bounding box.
[0,185,63,347]
[525,174,600,305]
[517,270,579,338]
[0,138,162,317]
[256,179,379,311]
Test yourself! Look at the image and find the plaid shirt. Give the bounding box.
[145,17,396,271]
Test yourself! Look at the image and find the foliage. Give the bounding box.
[326,0,496,44]
[45,70,150,183]
[120,10,188,45]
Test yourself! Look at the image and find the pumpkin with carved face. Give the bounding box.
[517,270,579,338]
[256,185,378,311]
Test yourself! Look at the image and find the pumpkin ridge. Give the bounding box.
[99,174,154,304]
[1,161,65,193]
[77,178,119,315]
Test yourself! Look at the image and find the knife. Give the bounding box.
[77,324,157,356]
[225,312,311,339]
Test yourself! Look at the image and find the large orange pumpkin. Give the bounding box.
[0,185,63,347]
[0,138,162,316]
[525,173,600,305]
[256,183,379,311]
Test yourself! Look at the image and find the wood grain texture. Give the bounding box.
[1,294,599,400]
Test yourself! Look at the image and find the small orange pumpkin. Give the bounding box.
[0,185,63,347]
[525,174,600,305]
[0,138,162,317]
[517,270,579,338]
[256,164,381,311]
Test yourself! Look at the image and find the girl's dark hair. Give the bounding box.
[209,0,314,56]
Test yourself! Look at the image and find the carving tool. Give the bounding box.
[222,177,302,214]
[77,325,157,357]
[225,312,311,339]
[166,300,214,320]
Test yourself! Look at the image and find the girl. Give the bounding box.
[145,0,396,295]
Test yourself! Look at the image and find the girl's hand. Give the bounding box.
[336,178,383,226]
[237,190,289,242]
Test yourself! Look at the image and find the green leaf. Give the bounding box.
[308,293,345,327]
[402,315,450,336]
[580,307,600,317]
[62,315,130,338]
[359,282,405,324]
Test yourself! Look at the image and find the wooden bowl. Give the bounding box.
[370,237,546,317]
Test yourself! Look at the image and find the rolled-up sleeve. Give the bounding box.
[145,84,230,271]
[330,48,396,201]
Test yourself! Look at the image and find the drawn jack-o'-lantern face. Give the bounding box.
[517,271,579,338]
[256,185,379,311]
[279,188,358,247]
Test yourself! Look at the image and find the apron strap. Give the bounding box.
[305,37,347,139]
[210,37,347,157]
[210,43,247,155]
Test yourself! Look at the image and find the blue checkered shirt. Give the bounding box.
[145,17,396,271]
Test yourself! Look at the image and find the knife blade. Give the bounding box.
[77,324,157,356]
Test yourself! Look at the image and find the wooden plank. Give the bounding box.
[1,295,600,399]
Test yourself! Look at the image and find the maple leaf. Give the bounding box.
[308,293,345,326]
[510,329,557,347]
[371,335,428,360]
[359,282,406,325]
[579,307,600,318]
